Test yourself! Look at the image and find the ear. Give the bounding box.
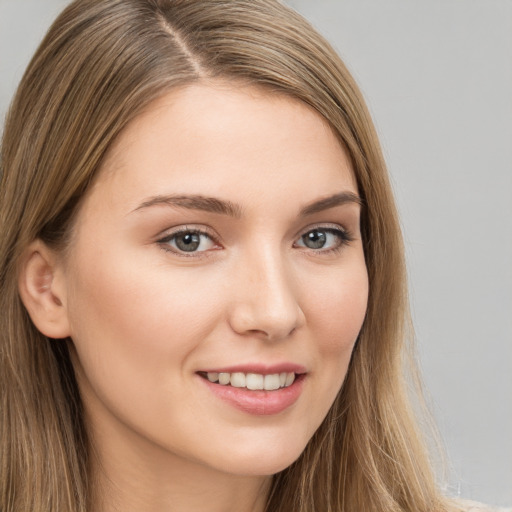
[18,240,71,339]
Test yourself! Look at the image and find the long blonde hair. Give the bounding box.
[1,1,452,510]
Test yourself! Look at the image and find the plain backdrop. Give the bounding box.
[1,0,511,507]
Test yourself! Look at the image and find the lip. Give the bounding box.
[197,366,306,416]
[197,363,307,375]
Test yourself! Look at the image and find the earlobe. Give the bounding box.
[18,240,71,339]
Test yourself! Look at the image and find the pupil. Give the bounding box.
[304,230,326,249]
[176,233,200,252]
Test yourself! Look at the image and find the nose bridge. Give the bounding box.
[229,241,304,340]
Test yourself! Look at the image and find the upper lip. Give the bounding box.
[197,363,307,375]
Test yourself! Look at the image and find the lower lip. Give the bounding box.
[199,374,305,415]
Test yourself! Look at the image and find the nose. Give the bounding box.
[228,246,306,341]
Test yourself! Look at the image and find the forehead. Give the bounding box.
[86,82,357,214]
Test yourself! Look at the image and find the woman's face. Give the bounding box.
[61,83,368,477]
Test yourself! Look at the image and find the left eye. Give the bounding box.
[295,228,348,251]
[160,230,216,253]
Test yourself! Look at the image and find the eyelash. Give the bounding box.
[294,225,354,255]
[157,226,219,257]
[157,225,354,257]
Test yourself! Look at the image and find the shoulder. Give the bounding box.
[452,498,512,512]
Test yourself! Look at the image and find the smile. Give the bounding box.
[203,371,296,390]
[198,369,306,415]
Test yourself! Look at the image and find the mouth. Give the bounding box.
[198,371,299,391]
[197,370,306,415]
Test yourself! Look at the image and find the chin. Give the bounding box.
[212,438,308,477]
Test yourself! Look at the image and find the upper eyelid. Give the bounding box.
[157,222,347,236]
[294,222,350,239]
[296,226,352,242]
[156,225,219,242]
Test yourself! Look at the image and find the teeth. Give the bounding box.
[205,371,296,390]
[285,372,295,387]
[264,374,281,390]
[218,372,230,385]
[230,372,246,388]
[246,373,264,390]
[207,372,219,383]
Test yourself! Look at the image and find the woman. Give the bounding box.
[0,1,502,511]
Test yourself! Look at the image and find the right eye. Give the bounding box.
[294,226,353,253]
[158,228,218,254]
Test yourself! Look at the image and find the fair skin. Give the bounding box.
[20,83,368,512]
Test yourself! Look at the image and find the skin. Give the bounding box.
[47,83,369,511]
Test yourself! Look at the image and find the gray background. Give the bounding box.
[1,0,511,507]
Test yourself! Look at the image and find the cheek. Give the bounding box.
[64,250,228,439]
[67,246,214,337]
[292,261,368,442]
[306,262,369,356]
[64,247,223,393]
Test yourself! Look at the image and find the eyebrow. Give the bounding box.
[133,194,243,218]
[299,191,363,216]
[132,191,362,218]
